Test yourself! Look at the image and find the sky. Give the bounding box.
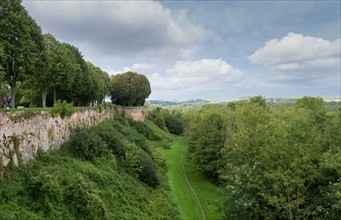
[22,0,341,100]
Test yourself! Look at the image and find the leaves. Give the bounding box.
[110,71,151,106]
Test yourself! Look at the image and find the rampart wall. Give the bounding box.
[0,106,147,174]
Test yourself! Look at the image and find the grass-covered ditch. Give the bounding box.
[0,115,179,219]
[157,139,224,220]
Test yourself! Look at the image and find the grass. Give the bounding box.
[157,138,223,220]
[0,117,179,219]
[183,149,224,219]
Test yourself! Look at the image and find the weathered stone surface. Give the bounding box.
[0,106,146,173]
[124,107,147,122]
[0,108,115,169]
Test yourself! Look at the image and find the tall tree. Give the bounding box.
[0,0,44,108]
[86,61,110,105]
[63,44,91,106]
[111,71,151,106]
[37,34,76,107]
[186,106,230,182]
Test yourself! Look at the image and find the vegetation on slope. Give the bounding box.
[184,96,341,219]
[0,116,179,219]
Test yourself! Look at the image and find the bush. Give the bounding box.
[128,119,161,141]
[65,175,106,219]
[51,100,75,118]
[94,121,126,158]
[68,128,108,161]
[132,135,152,155]
[148,108,166,129]
[138,152,160,188]
[124,145,159,188]
[148,108,184,135]
[164,115,184,135]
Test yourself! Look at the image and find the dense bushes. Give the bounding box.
[128,118,161,141]
[0,115,178,219]
[67,117,160,188]
[148,107,184,135]
[68,128,108,161]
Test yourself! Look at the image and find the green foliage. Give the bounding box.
[164,113,184,135]
[93,121,126,158]
[65,175,106,219]
[110,71,151,106]
[51,100,75,118]
[124,145,160,188]
[68,128,108,161]
[128,118,161,141]
[149,108,184,135]
[250,95,267,107]
[0,116,178,219]
[183,99,340,219]
[149,107,166,128]
[0,0,45,108]
[185,106,230,182]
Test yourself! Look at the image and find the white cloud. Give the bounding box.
[248,33,341,82]
[23,1,214,59]
[105,63,154,76]
[131,63,154,71]
[148,59,243,92]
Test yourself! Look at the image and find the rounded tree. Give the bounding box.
[110,71,151,106]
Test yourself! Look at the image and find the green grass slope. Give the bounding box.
[0,116,179,219]
[157,138,223,220]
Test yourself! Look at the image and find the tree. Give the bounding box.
[186,106,230,182]
[36,34,77,107]
[221,102,340,219]
[0,0,44,108]
[61,43,89,106]
[86,62,110,106]
[111,71,151,106]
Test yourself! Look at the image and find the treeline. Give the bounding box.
[184,96,340,219]
[0,0,112,107]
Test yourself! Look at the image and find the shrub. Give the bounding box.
[164,112,184,135]
[94,121,126,158]
[148,108,166,129]
[132,135,152,155]
[51,100,75,118]
[124,145,159,188]
[65,175,106,219]
[138,152,159,188]
[68,128,108,161]
[128,119,161,141]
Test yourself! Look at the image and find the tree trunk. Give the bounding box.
[42,84,48,107]
[53,87,57,104]
[10,81,16,108]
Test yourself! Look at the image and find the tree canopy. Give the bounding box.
[110,71,151,106]
[183,96,341,219]
[0,0,44,107]
[0,0,113,107]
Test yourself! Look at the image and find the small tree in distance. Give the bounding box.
[110,71,151,106]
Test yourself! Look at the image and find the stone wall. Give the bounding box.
[123,107,148,122]
[0,108,115,170]
[0,106,147,174]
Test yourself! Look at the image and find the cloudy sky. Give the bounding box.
[22,0,340,100]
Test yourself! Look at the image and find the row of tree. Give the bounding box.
[0,0,151,108]
[184,96,340,219]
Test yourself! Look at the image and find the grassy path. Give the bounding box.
[157,138,223,220]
